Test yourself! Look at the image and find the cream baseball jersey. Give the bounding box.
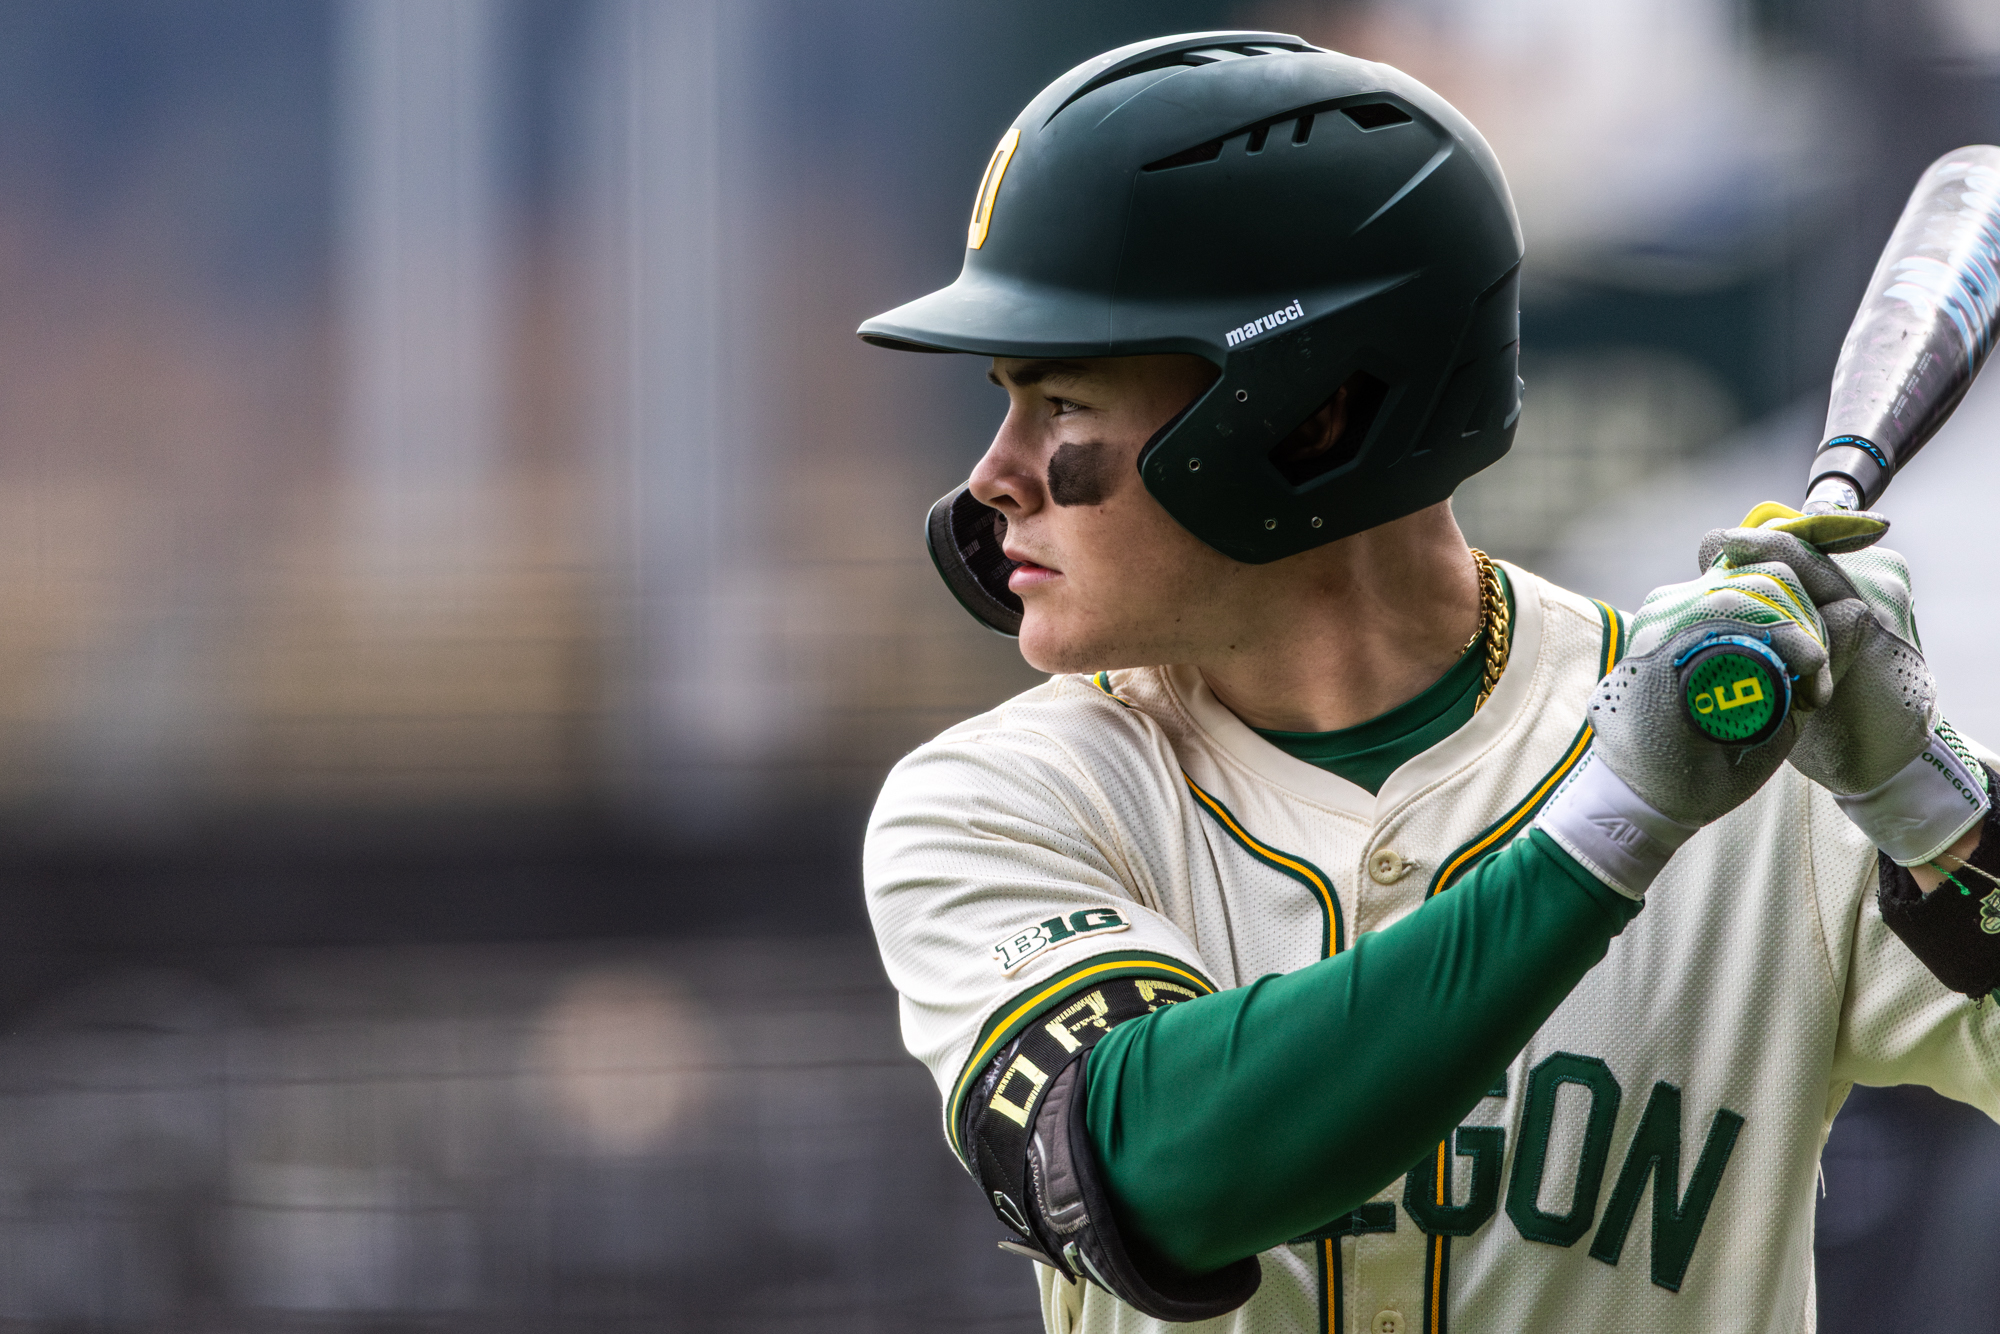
[863,564,2000,1334]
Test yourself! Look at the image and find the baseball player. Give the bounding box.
[861,32,2000,1333]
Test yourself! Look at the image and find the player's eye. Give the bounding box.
[1048,396,1083,417]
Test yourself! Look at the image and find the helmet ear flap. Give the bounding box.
[925,485,1023,636]
[1135,265,1520,563]
[1138,313,1411,564]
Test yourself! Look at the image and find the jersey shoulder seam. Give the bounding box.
[1514,567,1617,633]
[1030,688,1182,918]
[893,679,1183,920]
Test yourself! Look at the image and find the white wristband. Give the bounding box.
[1533,751,1701,900]
[1833,731,1990,867]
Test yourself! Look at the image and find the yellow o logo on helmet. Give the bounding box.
[967,128,1020,250]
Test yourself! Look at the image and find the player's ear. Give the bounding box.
[1267,381,1355,484]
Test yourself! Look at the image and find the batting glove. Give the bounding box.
[1534,555,1831,899]
[1698,502,1989,867]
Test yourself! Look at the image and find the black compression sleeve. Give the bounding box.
[1878,772,2000,997]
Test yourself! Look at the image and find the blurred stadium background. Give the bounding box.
[0,0,1990,1328]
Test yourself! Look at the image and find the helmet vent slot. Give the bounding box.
[1046,37,1316,123]
[1343,103,1413,131]
[1143,138,1226,172]
[1144,97,1419,172]
[1268,372,1391,487]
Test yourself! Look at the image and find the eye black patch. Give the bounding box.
[1047,441,1120,507]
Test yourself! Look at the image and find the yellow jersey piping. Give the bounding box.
[1183,770,1343,958]
[1425,600,1623,899]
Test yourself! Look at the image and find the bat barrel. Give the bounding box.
[1806,144,2000,512]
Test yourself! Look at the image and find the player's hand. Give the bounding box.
[1535,557,1829,899]
[1696,507,1930,796]
[1592,554,1832,826]
[1696,502,1988,866]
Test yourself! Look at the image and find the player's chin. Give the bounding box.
[1016,604,1156,677]
[1015,613,1094,675]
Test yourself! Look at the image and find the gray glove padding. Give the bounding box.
[1696,526,1934,797]
[1536,557,1828,899]
[1590,616,1830,829]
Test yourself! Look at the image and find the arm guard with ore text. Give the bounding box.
[961,975,1260,1322]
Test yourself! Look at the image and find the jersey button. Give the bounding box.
[1372,1311,1405,1334]
[1368,849,1413,884]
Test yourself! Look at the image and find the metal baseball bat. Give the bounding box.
[1806,145,2000,513]
[1683,145,2000,747]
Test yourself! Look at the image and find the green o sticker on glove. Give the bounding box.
[1681,641,1788,746]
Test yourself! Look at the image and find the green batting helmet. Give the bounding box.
[862,31,1524,636]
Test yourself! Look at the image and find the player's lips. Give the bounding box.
[1006,549,1062,592]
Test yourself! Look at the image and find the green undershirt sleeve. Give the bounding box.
[1083,828,1637,1276]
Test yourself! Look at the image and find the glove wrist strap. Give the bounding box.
[1533,751,1701,900]
[1834,729,1990,866]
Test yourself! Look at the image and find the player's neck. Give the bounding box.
[1196,503,1483,735]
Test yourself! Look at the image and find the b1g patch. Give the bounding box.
[991,908,1129,976]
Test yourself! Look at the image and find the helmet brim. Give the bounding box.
[858,271,1120,359]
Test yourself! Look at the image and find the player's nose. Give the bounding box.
[968,406,1046,516]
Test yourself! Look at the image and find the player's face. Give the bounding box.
[972,353,1254,674]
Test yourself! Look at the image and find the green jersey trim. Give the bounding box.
[1424,1229,1451,1333]
[1426,600,1626,899]
[1088,670,1137,708]
[1183,771,1346,959]
[944,949,1215,1163]
[1319,1237,1341,1334]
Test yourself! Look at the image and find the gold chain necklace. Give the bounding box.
[1465,548,1510,711]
